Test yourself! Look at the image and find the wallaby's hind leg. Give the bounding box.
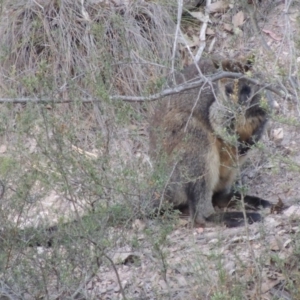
[212,190,272,210]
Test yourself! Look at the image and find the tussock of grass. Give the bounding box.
[0,0,177,98]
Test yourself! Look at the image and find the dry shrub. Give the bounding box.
[0,0,178,98]
[0,0,178,233]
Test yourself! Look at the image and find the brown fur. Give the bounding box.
[149,58,271,227]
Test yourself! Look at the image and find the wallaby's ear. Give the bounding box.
[242,53,255,72]
[221,60,249,73]
[212,54,255,73]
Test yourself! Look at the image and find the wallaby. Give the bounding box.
[5,58,272,248]
[149,57,272,227]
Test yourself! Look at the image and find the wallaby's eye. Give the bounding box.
[225,86,233,96]
[241,85,251,95]
[240,85,251,103]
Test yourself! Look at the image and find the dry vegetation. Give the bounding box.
[0,0,300,299]
[0,0,178,97]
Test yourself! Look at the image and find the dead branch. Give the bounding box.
[0,71,289,104]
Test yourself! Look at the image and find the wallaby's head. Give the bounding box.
[214,56,260,106]
[209,57,269,137]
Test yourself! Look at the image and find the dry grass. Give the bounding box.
[0,0,178,98]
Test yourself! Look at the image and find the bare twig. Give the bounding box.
[245,1,272,53]
[194,0,211,62]
[102,252,128,300]
[171,0,183,74]
[0,71,289,104]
